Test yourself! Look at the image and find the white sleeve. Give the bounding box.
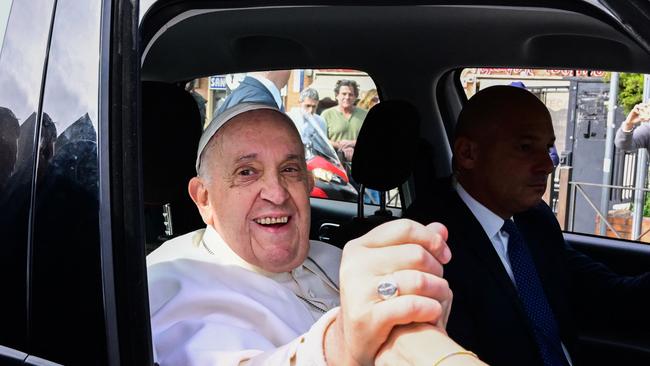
[149,259,339,366]
[153,307,339,366]
[245,308,338,366]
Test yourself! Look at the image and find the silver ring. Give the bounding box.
[377,276,399,300]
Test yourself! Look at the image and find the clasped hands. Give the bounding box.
[324,219,484,365]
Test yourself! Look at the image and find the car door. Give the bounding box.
[1,0,151,365]
[0,0,58,363]
[25,1,109,364]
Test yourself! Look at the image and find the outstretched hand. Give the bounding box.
[324,219,452,365]
[376,324,487,366]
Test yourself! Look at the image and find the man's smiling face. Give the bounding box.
[337,85,357,110]
[194,109,313,273]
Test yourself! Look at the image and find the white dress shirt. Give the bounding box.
[147,226,341,366]
[455,182,514,282]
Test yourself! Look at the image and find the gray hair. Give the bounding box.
[299,88,319,103]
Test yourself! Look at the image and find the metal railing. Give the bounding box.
[566,180,650,241]
[387,188,401,207]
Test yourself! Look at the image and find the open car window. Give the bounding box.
[461,67,650,245]
[190,69,402,207]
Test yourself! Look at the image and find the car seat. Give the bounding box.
[142,81,204,253]
[331,100,420,247]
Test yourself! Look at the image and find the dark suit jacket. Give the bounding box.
[406,184,650,366]
[215,76,279,116]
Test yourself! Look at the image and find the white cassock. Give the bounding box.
[147,225,342,366]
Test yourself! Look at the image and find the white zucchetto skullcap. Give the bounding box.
[196,102,291,173]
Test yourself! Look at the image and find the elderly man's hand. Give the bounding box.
[324,219,453,365]
[375,324,486,366]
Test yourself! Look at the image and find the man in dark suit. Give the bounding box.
[407,85,650,366]
[215,70,290,116]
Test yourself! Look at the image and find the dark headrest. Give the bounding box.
[142,81,204,235]
[142,81,202,194]
[351,100,420,191]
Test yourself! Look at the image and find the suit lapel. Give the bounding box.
[447,193,534,325]
[448,195,518,297]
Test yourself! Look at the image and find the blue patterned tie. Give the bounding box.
[502,219,569,366]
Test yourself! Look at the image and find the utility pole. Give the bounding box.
[632,74,650,239]
[600,73,618,235]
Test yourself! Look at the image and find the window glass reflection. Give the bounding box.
[29,0,106,364]
[0,0,54,352]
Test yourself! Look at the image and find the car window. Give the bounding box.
[0,0,55,353]
[461,68,649,244]
[191,69,402,208]
[28,0,106,364]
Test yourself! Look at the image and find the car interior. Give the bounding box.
[136,2,650,364]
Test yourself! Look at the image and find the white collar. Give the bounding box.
[248,74,283,109]
[199,225,339,290]
[454,181,507,240]
[201,225,294,282]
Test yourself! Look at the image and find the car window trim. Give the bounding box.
[25,0,58,346]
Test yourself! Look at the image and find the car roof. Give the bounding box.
[138,1,650,179]
[140,2,650,83]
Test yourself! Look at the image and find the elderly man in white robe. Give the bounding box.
[147,103,486,366]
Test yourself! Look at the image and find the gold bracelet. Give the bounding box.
[433,350,479,366]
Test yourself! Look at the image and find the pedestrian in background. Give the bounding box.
[357,88,379,111]
[322,79,367,162]
[615,102,650,152]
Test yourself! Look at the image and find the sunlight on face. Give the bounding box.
[202,110,312,273]
[336,86,357,109]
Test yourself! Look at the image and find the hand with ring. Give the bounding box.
[377,275,399,300]
[323,219,453,366]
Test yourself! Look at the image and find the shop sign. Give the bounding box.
[209,76,227,90]
[475,68,605,78]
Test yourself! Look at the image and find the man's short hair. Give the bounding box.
[299,88,319,103]
[334,79,359,97]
